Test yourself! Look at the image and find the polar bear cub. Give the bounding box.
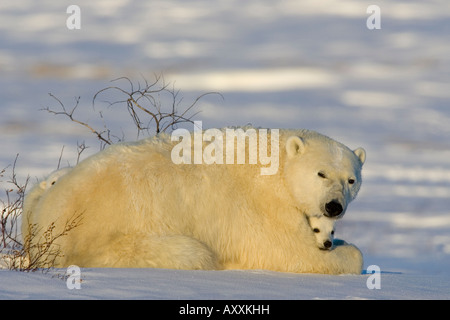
[25,167,73,210]
[307,215,336,250]
[40,167,73,189]
[22,167,72,238]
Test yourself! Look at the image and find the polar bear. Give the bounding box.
[307,215,336,250]
[21,167,72,240]
[23,128,365,274]
[44,167,73,188]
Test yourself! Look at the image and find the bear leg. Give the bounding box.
[77,233,221,270]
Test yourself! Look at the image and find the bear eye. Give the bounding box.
[317,172,326,179]
[313,228,320,233]
[348,178,355,185]
[331,230,335,235]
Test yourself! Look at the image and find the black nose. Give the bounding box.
[324,240,332,249]
[325,200,343,217]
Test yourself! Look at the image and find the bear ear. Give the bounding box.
[286,136,305,158]
[353,147,366,165]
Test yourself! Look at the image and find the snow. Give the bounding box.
[0,268,448,300]
[1,0,450,300]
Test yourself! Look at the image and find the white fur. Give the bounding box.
[284,131,365,218]
[41,167,72,189]
[23,129,365,274]
[21,167,72,241]
[308,215,336,250]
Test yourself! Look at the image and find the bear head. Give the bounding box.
[283,133,365,219]
[307,215,336,250]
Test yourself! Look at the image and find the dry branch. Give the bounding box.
[1,74,222,272]
[0,156,83,272]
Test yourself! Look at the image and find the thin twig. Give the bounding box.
[42,94,112,147]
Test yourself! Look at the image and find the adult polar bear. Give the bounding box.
[23,128,366,274]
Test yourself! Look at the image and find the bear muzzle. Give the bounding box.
[318,240,334,250]
[324,200,343,217]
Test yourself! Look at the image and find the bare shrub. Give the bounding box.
[16,213,83,272]
[43,74,222,149]
[0,155,28,253]
[2,74,216,271]
[0,156,83,272]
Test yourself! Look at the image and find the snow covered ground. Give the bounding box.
[1,0,450,300]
